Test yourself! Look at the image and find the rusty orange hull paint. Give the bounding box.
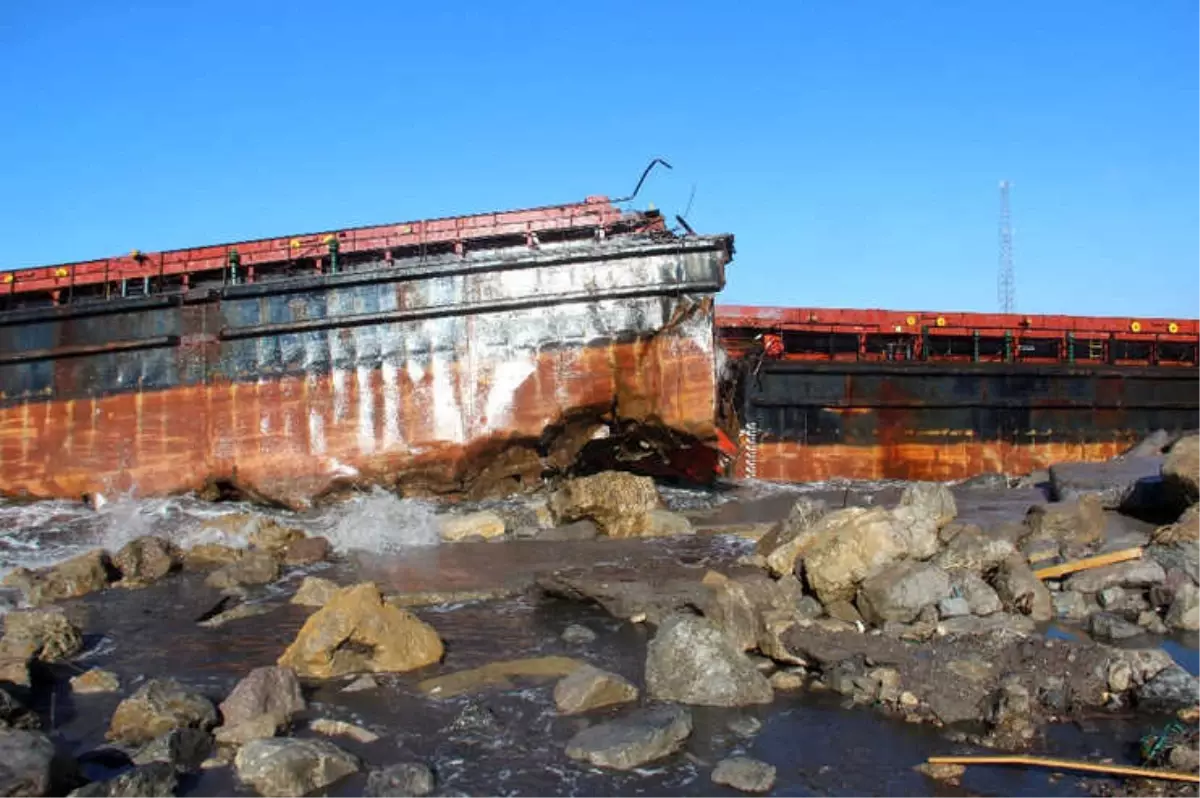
[0,336,717,505]
[736,440,1135,483]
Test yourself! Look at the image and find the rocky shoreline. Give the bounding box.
[0,434,1197,796]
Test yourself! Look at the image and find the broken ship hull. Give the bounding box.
[0,234,732,506]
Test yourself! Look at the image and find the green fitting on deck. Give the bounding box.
[972,331,980,363]
[921,326,929,361]
[328,237,339,274]
[228,249,240,284]
[1004,330,1013,362]
[1067,332,1075,364]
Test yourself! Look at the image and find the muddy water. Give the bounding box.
[1,481,1194,797]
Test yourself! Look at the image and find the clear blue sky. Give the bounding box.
[2,1,1196,318]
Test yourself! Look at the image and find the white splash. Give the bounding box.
[321,488,440,553]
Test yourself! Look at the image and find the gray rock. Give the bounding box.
[857,561,952,624]
[1065,559,1167,594]
[938,613,1037,637]
[365,763,435,797]
[755,497,830,577]
[0,729,77,797]
[113,536,180,586]
[107,679,219,746]
[1098,586,1126,608]
[711,756,777,793]
[1121,430,1174,458]
[69,762,178,797]
[1166,582,1200,631]
[991,554,1053,621]
[1052,590,1091,621]
[824,599,863,625]
[564,705,692,771]
[933,528,1015,574]
[1147,542,1200,585]
[234,737,360,798]
[0,687,39,731]
[131,728,213,773]
[1135,666,1200,712]
[205,551,280,591]
[1048,457,1166,513]
[795,595,824,619]
[218,667,305,729]
[890,482,956,560]
[1089,612,1144,641]
[1137,610,1169,635]
[937,597,972,618]
[798,507,905,603]
[532,520,601,542]
[561,624,597,644]
[1024,496,1106,548]
[948,570,1003,616]
[1163,433,1199,508]
[726,716,762,738]
[553,665,638,715]
[958,473,1011,491]
[645,615,773,707]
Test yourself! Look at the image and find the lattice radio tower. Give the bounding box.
[998,180,1015,313]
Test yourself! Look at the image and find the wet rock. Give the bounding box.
[1107,660,1134,693]
[1135,667,1200,712]
[2,550,115,607]
[561,624,597,644]
[204,552,280,590]
[991,554,1053,621]
[536,571,709,626]
[937,597,971,618]
[1089,612,1143,641]
[1163,433,1199,507]
[769,670,805,691]
[365,763,435,797]
[197,602,276,629]
[219,667,305,730]
[2,608,84,662]
[824,599,864,626]
[107,679,219,745]
[727,715,762,737]
[524,520,600,542]
[933,527,1015,574]
[247,521,305,555]
[755,497,829,577]
[418,657,584,698]
[181,544,244,571]
[938,613,1037,638]
[948,570,1003,616]
[438,511,506,543]
[278,583,443,679]
[646,614,773,707]
[711,756,777,793]
[113,537,180,587]
[1166,581,1200,631]
[799,507,905,604]
[1064,558,1166,594]
[0,687,39,730]
[564,705,693,771]
[341,675,378,693]
[985,679,1037,748]
[1137,610,1169,634]
[795,595,824,619]
[1048,457,1166,512]
[553,664,638,715]
[234,737,360,798]
[915,762,966,785]
[958,473,1010,491]
[1097,586,1126,608]
[1053,590,1091,621]
[1153,504,1199,545]
[69,762,177,797]
[0,729,77,796]
[857,561,952,625]
[131,728,213,773]
[1147,542,1200,585]
[890,482,957,560]
[638,510,694,538]
[1024,496,1105,548]
[282,537,331,566]
[549,471,662,538]
[291,576,340,607]
[1169,745,1200,773]
[214,715,278,746]
[1123,429,1175,458]
[698,571,763,652]
[71,669,120,695]
[310,718,379,743]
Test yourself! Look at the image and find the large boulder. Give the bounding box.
[645,614,773,707]
[549,471,662,538]
[564,705,692,771]
[218,667,305,731]
[1063,558,1166,594]
[235,737,360,798]
[0,609,84,686]
[2,550,115,607]
[889,482,957,560]
[1023,496,1105,549]
[71,762,178,797]
[755,498,829,577]
[205,551,280,591]
[0,729,77,797]
[1048,458,1166,513]
[553,664,638,715]
[990,554,1053,621]
[933,527,1015,574]
[799,507,905,604]
[291,576,340,608]
[277,583,444,678]
[856,562,952,625]
[1163,434,1199,507]
[1135,666,1200,712]
[107,679,219,745]
[947,570,1003,616]
[113,537,180,587]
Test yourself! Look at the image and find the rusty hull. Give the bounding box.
[728,359,1199,482]
[0,235,732,506]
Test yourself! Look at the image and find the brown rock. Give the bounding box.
[438,512,506,542]
[219,667,305,729]
[183,544,245,571]
[249,521,306,554]
[0,609,83,684]
[549,471,662,537]
[637,510,694,538]
[553,664,638,714]
[1154,504,1199,545]
[991,554,1053,621]
[282,537,332,566]
[769,670,805,691]
[1024,495,1105,548]
[2,550,115,607]
[755,498,828,577]
[291,576,340,607]
[70,669,120,694]
[1164,434,1199,507]
[114,536,180,587]
[277,583,444,679]
[108,679,218,745]
[419,656,584,698]
[214,714,279,746]
[800,507,905,604]
[205,551,280,590]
